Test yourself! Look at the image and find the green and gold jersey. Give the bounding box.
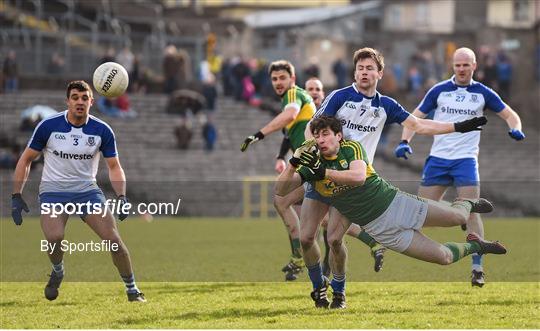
[298,140,398,226]
[281,86,316,150]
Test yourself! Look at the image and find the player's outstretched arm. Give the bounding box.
[395,108,427,159]
[402,114,487,135]
[497,106,525,140]
[241,105,300,152]
[11,147,40,225]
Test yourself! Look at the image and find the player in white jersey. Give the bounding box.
[395,47,524,287]
[299,47,488,308]
[11,81,145,302]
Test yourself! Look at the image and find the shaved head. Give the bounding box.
[453,47,476,64]
[452,47,477,85]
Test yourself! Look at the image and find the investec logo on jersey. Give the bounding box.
[53,150,93,160]
[440,106,478,116]
[340,119,377,132]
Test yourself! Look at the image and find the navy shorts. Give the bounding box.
[39,189,106,216]
[303,182,332,205]
[421,156,479,187]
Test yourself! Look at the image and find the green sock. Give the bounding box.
[357,230,377,248]
[444,242,481,263]
[291,238,302,259]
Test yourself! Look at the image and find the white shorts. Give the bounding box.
[362,191,428,253]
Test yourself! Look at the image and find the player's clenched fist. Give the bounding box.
[11,193,29,226]
[240,131,265,152]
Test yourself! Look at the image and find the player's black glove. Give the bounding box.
[454,116,488,133]
[241,131,264,152]
[117,195,129,221]
[11,193,29,226]
[298,150,326,180]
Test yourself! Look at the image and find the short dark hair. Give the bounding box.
[66,80,93,98]
[310,116,342,136]
[353,47,384,71]
[268,60,295,77]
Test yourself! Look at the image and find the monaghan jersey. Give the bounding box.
[28,111,118,194]
[281,86,316,150]
[418,76,506,160]
[314,84,410,162]
[298,140,397,225]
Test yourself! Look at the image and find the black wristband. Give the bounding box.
[254,131,265,140]
[12,193,22,199]
[400,139,409,144]
[277,137,291,160]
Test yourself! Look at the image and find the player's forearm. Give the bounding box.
[413,118,454,135]
[500,107,522,130]
[12,159,32,194]
[260,107,298,136]
[109,166,126,196]
[275,165,301,196]
[401,126,416,143]
[325,169,365,186]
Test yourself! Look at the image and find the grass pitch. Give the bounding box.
[1,217,539,328]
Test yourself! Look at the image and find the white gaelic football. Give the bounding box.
[93,62,129,98]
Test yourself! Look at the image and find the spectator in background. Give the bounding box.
[99,47,116,64]
[0,144,21,169]
[166,89,205,117]
[97,94,137,118]
[200,60,218,112]
[303,57,320,85]
[163,45,181,94]
[332,57,348,88]
[174,118,193,149]
[3,50,19,93]
[481,55,498,88]
[47,53,65,75]
[220,57,233,97]
[129,54,142,93]
[117,46,135,78]
[202,114,217,151]
[496,53,512,101]
[162,46,192,94]
[231,57,250,101]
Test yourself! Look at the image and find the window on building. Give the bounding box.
[389,5,402,28]
[364,17,381,33]
[513,0,529,21]
[415,3,428,25]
